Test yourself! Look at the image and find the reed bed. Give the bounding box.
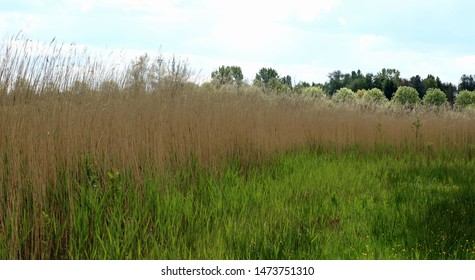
[0,36,474,259]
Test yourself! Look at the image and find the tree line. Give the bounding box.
[210,65,475,105]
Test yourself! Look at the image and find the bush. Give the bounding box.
[332,87,355,103]
[423,88,448,107]
[455,90,475,109]
[363,88,388,104]
[392,86,420,106]
[355,89,366,99]
[302,86,326,99]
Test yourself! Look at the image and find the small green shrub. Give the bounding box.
[363,88,388,104]
[302,86,326,99]
[332,87,355,103]
[392,86,420,106]
[455,90,475,109]
[423,88,448,107]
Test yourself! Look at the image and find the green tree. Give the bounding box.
[254,67,279,86]
[392,86,420,106]
[294,81,311,93]
[363,88,388,104]
[326,70,344,96]
[409,75,425,99]
[254,67,289,92]
[441,82,457,104]
[423,88,448,107]
[364,73,374,89]
[348,70,366,91]
[374,68,400,88]
[382,79,398,100]
[211,65,244,86]
[422,75,442,95]
[373,68,400,100]
[458,75,475,91]
[332,87,355,103]
[455,90,475,109]
[280,75,292,89]
[302,86,326,99]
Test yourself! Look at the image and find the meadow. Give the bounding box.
[0,37,474,259]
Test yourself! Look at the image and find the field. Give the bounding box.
[0,39,474,259]
[1,88,474,259]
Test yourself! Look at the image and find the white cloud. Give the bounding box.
[201,0,340,22]
[455,55,475,73]
[338,17,347,26]
[358,34,389,51]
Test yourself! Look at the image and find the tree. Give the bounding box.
[422,75,441,94]
[302,86,326,99]
[423,88,448,107]
[458,75,475,91]
[382,79,398,100]
[392,86,420,106]
[373,68,401,100]
[294,81,311,93]
[363,88,388,104]
[253,67,290,93]
[126,53,192,94]
[440,82,457,104]
[348,70,366,91]
[409,75,425,99]
[374,68,400,89]
[332,87,355,103]
[211,65,244,86]
[280,75,292,89]
[364,73,374,89]
[455,90,475,109]
[126,54,149,92]
[326,70,344,96]
[254,67,279,86]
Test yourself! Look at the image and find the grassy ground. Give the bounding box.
[1,145,474,259]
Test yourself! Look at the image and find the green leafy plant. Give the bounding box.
[455,90,475,109]
[392,86,420,106]
[423,88,448,107]
[363,88,388,104]
[332,87,355,103]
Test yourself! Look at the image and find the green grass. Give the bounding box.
[1,146,474,259]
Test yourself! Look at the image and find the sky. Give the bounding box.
[1,0,475,85]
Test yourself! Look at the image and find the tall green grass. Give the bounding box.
[1,146,474,259]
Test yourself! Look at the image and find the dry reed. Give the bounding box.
[0,36,474,258]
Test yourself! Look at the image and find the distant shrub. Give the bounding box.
[302,86,326,99]
[355,89,366,99]
[455,90,475,109]
[363,88,388,104]
[423,88,448,107]
[392,86,420,106]
[332,87,355,103]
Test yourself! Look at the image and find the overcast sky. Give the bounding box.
[1,0,475,84]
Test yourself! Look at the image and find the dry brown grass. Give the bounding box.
[1,37,474,258]
[1,88,474,190]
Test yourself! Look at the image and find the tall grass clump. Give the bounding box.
[1,36,475,259]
